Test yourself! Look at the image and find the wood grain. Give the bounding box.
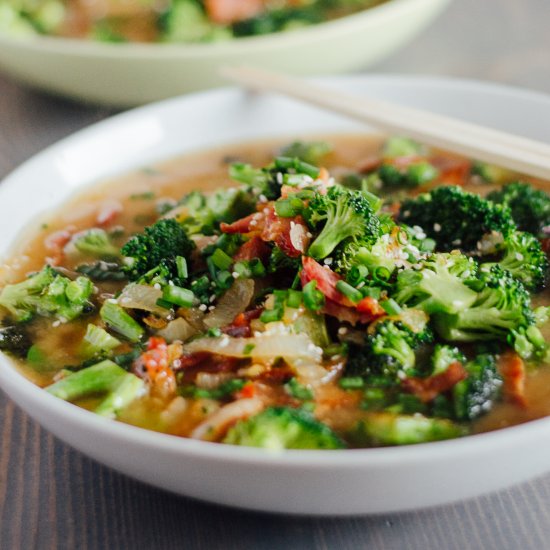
[2,0,550,548]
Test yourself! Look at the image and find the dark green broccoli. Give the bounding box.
[350,412,466,446]
[223,406,345,450]
[279,141,332,166]
[65,228,120,259]
[393,253,479,315]
[121,218,194,283]
[433,265,534,344]
[481,231,548,290]
[487,182,550,236]
[431,344,466,375]
[267,245,301,275]
[346,315,432,382]
[0,325,32,357]
[453,354,502,420]
[398,185,516,252]
[0,266,94,323]
[305,185,381,260]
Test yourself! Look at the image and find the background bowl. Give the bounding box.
[1,75,550,516]
[0,0,450,107]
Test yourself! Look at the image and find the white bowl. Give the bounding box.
[0,0,450,107]
[1,76,550,516]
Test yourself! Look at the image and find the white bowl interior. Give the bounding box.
[2,76,550,515]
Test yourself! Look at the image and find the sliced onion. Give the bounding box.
[156,317,198,343]
[183,332,323,363]
[118,283,168,318]
[190,397,264,441]
[203,279,255,329]
[285,357,342,388]
[180,307,206,330]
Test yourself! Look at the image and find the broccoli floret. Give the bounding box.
[482,231,548,290]
[267,245,301,275]
[399,185,516,252]
[223,406,345,450]
[433,265,535,344]
[305,185,380,260]
[383,136,425,159]
[487,182,550,236]
[279,141,332,166]
[510,324,549,362]
[471,162,514,184]
[394,253,479,315]
[350,412,466,446]
[121,218,194,283]
[431,344,466,375]
[334,234,395,278]
[230,156,319,201]
[65,228,120,259]
[377,161,439,190]
[0,266,94,323]
[177,188,257,235]
[346,314,432,382]
[452,354,502,420]
[229,163,280,200]
[0,325,32,357]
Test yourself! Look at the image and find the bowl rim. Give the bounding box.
[1,73,550,468]
[0,0,448,58]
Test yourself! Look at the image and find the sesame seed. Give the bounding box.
[338,327,348,335]
[433,223,441,232]
[259,194,268,203]
[323,257,333,266]
[232,272,239,279]
[199,304,207,312]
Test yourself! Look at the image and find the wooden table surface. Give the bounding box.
[2,0,550,548]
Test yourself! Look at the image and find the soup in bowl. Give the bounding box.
[1,77,550,515]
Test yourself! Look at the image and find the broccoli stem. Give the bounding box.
[94,373,145,418]
[100,301,144,342]
[45,360,126,401]
[351,412,466,446]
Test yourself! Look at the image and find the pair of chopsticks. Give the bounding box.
[223,66,550,181]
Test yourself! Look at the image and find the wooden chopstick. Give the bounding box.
[222,66,550,180]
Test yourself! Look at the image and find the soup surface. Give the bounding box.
[1,134,550,450]
[1,0,388,43]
